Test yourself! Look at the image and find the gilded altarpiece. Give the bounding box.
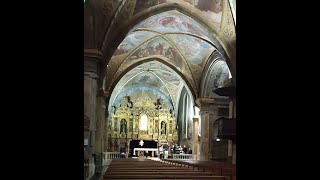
[107,93,178,151]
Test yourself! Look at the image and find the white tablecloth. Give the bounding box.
[133,148,158,155]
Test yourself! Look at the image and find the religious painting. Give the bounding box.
[134,11,201,36]
[129,73,161,87]
[167,0,223,29]
[129,37,185,70]
[210,61,231,91]
[153,71,180,86]
[112,31,157,57]
[167,34,214,67]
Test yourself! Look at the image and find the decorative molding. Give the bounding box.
[84,49,104,60]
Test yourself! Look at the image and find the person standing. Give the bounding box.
[120,146,126,158]
[183,145,188,154]
[163,143,169,159]
[159,145,164,159]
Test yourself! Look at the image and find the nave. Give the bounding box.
[103,158,235,180]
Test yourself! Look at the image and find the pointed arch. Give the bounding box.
[99,2,235,88]
[108,57,197,100]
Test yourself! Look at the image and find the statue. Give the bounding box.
[156,99,163,110]
[112,106,116,114]
[161,121,166,135]
[120,119,127,134]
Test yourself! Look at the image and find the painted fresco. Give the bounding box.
[128,37,186,70]
[133,0,223,29]
[153,70,181,86]
[111,61,185,108]
[127,72,162,87]
[207,60,231,97]
[112,31,157,57]
[167,34,214,67]
[134,11,202,36]
[211,61,230,89]
[169,0,223,29]
[132,10,217,46]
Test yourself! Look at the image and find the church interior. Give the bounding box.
[84,0,236,179]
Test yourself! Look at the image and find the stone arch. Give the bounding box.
[107,57,197,101]
[99,2,235,88]
[200,50,231,98]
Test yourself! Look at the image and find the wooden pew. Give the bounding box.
[104,158,227,179]
[161,159,236,180]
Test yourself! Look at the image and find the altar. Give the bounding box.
[133,148,158,157]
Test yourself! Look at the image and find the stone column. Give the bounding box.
[192,117,199,159]
[196,98,229,161]
[95,89,107,170]
[84,50,103,178]
[103,97,110,152]
[84,71,98,177]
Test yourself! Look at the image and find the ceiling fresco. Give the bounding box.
[106,8,231,113]
[106,10,222,95]
[133,0,223,29]
[167,34,215,67]
[108,61,186,113]
[112,31,158,57]
[132,11,208,39]
[207,60,231,97]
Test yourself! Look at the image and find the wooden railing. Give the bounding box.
[172,154,196,160]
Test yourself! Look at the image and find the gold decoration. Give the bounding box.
[108,92,178,150]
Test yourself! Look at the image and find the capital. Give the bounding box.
[84,49,104,73]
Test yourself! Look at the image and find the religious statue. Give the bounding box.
[155,99,163,110]
[161,121,166,135]
[120,119,127,134]
[112,106,116,114]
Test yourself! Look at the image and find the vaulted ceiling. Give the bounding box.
[84,0,236,112]
[106,10,217,95]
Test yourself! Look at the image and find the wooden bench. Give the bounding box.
[161,159,236,180]
[104,158,227,179]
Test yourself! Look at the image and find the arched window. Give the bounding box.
[139,114,148,131]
